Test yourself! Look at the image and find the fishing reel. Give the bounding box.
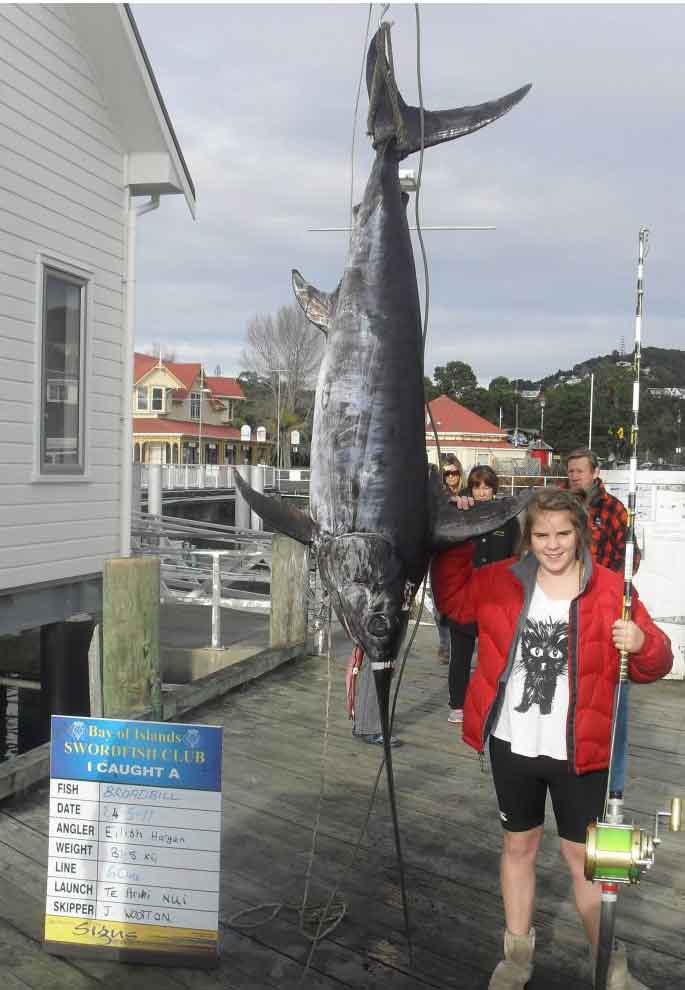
[585,797,682,885]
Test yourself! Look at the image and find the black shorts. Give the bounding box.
[489,735,608,844]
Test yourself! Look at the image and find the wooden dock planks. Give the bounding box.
[0,625,683,988]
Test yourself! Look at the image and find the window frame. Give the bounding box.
[151,386,165,412]
[189,391,201,420]
[136,386,149,411]
[37,262,90,478]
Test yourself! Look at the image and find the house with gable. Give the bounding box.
[0,3,194,639]
[426,395,530,473]
[132,352,272,465]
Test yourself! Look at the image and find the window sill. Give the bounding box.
[31,473,93,484]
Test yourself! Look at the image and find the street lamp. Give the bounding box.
[196,367,211,466]
[267,368,286,469]
[539,395,546,437]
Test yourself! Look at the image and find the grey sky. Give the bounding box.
[132,3,685,385]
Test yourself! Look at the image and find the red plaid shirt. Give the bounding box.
[587,480,640,574]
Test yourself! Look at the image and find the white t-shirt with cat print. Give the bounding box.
[492,583,571,760]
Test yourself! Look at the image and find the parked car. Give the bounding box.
[506,430,529,447]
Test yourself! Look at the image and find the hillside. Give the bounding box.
[518,346,685,392]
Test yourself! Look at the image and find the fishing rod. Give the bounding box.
[584,228,682,990]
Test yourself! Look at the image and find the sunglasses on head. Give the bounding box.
[443,469,460,477]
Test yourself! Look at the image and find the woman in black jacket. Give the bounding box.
[446,465,521,723]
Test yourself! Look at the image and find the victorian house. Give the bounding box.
[132,352,271,465]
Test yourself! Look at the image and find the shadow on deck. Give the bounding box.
[0,624,683,989]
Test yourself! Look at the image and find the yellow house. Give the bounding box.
[132,352,271,465]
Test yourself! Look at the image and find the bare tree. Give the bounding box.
[241,302,325,466]
[143,342,177,363]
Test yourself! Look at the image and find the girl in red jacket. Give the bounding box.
[431,488,672,990]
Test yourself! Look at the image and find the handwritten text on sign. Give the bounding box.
[44,716,223,964]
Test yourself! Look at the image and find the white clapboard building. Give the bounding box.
[0,4,195,635]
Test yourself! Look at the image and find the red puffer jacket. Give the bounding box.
[431,542,672,774]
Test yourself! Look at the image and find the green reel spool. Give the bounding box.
[585,822,654,885]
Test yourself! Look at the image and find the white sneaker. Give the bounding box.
[447,708,463,723]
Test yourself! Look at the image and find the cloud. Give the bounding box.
[130,3,685,382]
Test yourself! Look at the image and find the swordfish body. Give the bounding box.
[306,143,429,667]
[235,23,533,674]
[233,25,532,950]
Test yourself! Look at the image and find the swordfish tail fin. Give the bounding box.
[233,469,315,545]
[366,24,531,159]
[372,665,414,965]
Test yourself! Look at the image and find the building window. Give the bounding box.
[40,267,87,473]
[151,387,164,412]
[224,443,235,464]
[136,386,148,411]
[190,392,201,419]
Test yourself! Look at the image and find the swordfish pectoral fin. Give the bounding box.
[429,482,536,553]
[292,269,340,336]
[365,25,531,158]
[233,470,315,545]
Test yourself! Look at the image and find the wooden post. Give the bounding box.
[88,623,104,718]
[270,534,308,649]
[102,557,162,719]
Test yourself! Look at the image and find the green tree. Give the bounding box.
[488,376,511,392]
[423,376,440,402]
[433,360,477,398]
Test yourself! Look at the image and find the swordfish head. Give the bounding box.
[317,534,414,665]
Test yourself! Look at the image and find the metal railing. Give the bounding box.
[137,464,311,490]
[132,511,273,646]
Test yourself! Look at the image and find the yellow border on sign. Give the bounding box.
[44,914,218,954]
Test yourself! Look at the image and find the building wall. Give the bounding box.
[0,4,126,591]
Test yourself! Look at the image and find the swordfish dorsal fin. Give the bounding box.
[366,24,532,160]
[292,270,340,336]
[233,470,315,545]
[428,470,535,553]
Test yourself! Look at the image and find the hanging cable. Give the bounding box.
[349,5,374,250]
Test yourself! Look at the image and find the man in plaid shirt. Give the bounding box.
[566,447,640,574]
[567,446,640,803]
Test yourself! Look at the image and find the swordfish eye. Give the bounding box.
[367,614,390,638]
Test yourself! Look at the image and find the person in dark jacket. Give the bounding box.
[446,465,520,724]
[432,488,671,990]
[434,455,465,664]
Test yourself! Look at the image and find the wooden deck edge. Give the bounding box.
[0,642,307,802]
[162,641,307,719]
[0,742,51,803]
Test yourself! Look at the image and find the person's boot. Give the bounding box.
[488,928,535,990]
[591,939,649,990]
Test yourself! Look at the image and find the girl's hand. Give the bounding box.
[612,619,645,654]
[451,495,475,509]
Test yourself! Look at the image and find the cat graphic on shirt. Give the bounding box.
[514,617,568,715]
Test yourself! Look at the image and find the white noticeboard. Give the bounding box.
[44,715,223,966]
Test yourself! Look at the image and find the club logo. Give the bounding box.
[70,720,85,741]
[183,728,201,749]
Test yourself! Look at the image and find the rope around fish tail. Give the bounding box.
[603,225,649,827]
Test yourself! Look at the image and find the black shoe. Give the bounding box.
[360,733,403,748]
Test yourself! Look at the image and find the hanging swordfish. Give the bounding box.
[236,24,533,705]
[235,24,532,947]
